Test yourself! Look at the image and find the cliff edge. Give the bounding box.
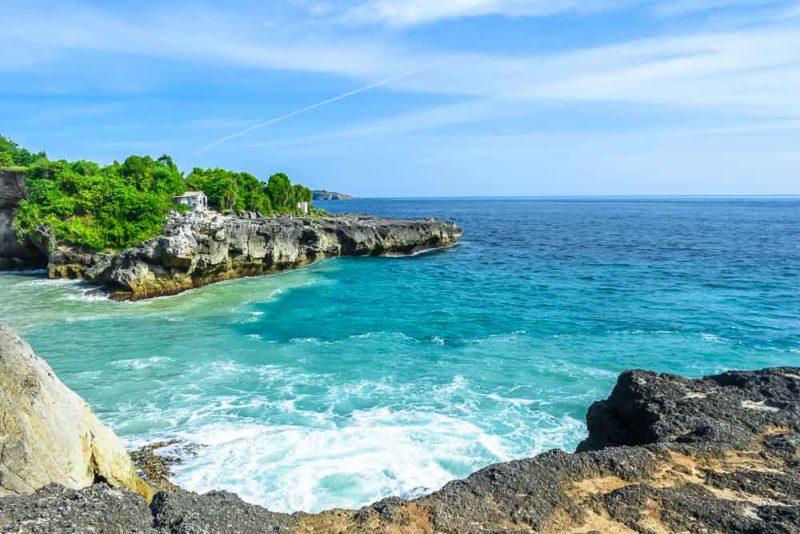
[1,345,797,532]
[48,212,463,300]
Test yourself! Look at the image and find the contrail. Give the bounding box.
[196,66,430,154]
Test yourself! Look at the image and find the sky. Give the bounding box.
[1,0,799,196]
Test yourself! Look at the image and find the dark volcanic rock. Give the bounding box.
[0,483,154,533]
[2,367,798,533]
[577,367,800,451]
[151,491,292,534]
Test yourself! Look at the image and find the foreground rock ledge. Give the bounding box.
[2,362,798,533]
[47,212,463,300]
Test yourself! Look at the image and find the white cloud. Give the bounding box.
[334,0,585,26]
[651,0,783,17]
[3,0,800,142]
[374,25,800,115]
[0,2,411,78]
[327,0,791,26]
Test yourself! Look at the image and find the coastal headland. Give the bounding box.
[1,325,798,533]
[49,212,462,300]
[0,169,462,300]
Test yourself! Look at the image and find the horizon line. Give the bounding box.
[321,193,800,200]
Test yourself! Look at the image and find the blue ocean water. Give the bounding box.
[1,197,798,512]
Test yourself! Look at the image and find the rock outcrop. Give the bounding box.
[48,212,462,300]
[0,173,460,297]
[2,365,798,533]
[0,325,152,501]
[0,170,46,270]
[312,190,353,201]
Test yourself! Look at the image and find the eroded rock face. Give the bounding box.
[2,366,798,533]
[0,171,46,270]
[64,212,463,300]
[0,325,152,501]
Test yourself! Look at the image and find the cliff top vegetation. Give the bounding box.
[1,135,313,251]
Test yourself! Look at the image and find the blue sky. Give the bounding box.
[1,0,799,196]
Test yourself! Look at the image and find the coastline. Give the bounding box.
[2,323,798,532]
[21,212,463,300]
[2,197,798,532]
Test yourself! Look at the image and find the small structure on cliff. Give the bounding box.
[297,200,309,215]
[173,191,207,212]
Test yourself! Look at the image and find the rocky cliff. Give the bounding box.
[2,360,797,533]
[0,170,45,270]
[0,172,461,297]
[0,325,152,502]
[48,212,463,300]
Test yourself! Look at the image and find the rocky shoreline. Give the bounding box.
[52,212,462,300]
[1,325,798,533]
[0,170,463,299]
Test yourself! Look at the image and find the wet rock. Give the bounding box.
[130,440,201,493]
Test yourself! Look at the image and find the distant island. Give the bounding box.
[313,190,353,201]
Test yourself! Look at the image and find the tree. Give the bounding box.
[7,135,314,253]
[0,134,46,168]
[267,173,293,212]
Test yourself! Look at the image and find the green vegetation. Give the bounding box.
[0,136,47,168]
[13,156,186,251]
[2,135,314,252]
[185,169,311,214]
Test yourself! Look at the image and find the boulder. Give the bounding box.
[577,367,800,451]
[0,324,152,500]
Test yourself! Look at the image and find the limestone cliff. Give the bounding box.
[0,325,152,501]
[0,172,462,297]
[0,170,45,270]
[50,212,463,300]
[2,363,798,533]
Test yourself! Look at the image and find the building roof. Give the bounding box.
[174,191,206,198]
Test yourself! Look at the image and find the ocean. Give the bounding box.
[1,197,798,512]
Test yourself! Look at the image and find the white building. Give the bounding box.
[297,201,309,215]
[173,191,208,212]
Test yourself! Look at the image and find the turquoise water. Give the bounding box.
[1,198,798,512]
